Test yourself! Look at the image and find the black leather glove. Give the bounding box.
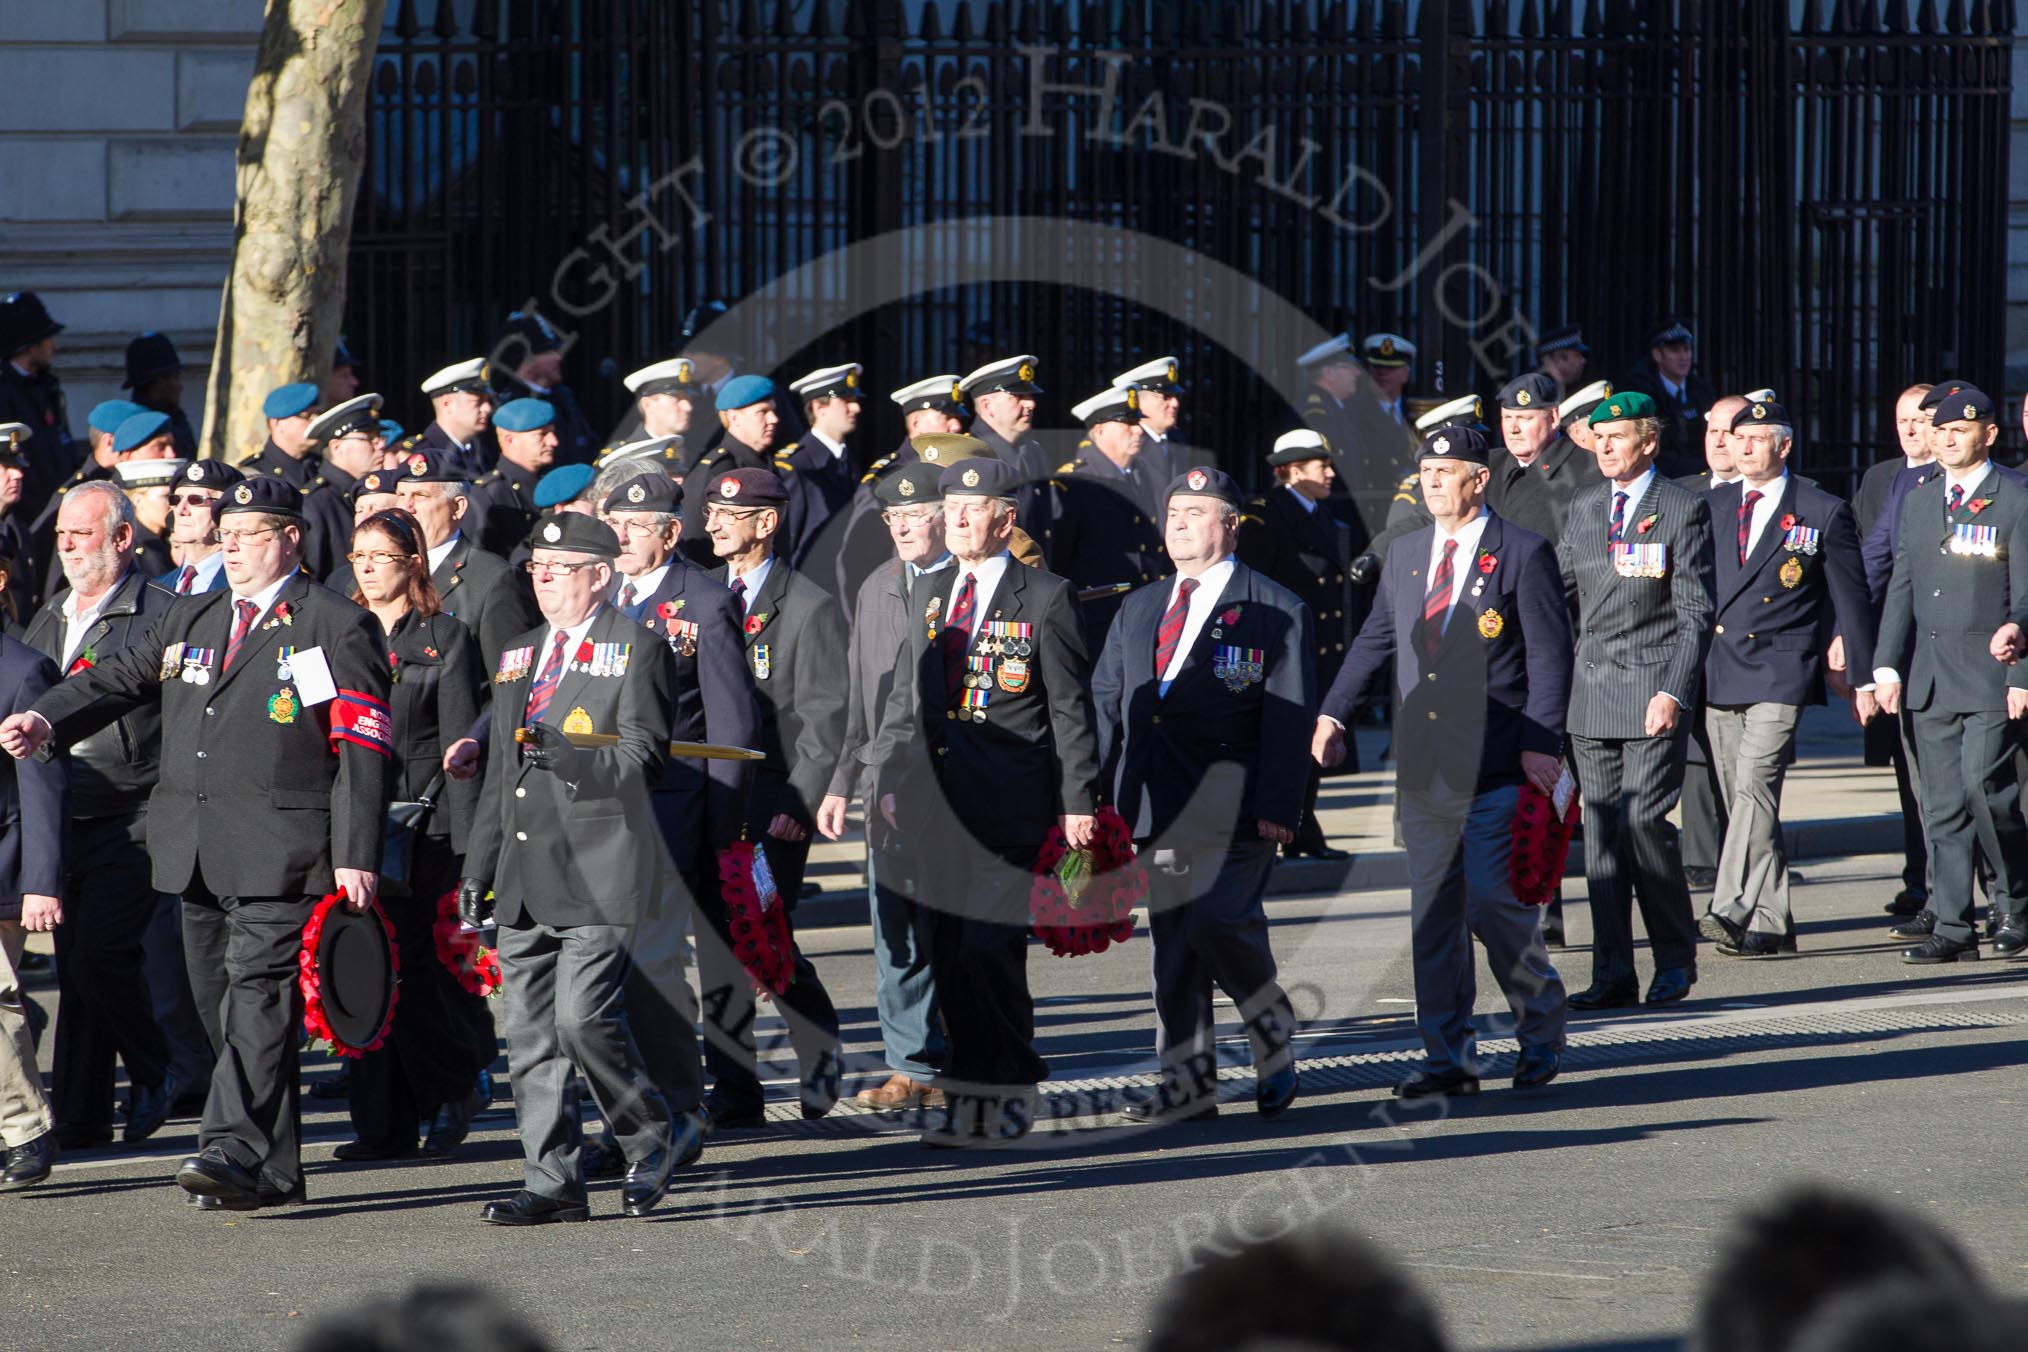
[455,877,493,930]
[520,721,575,774]
[1348,552,1380,586]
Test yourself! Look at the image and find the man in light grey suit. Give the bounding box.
[1559,391,1716,1008]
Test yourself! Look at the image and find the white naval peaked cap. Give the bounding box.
[114,457,191,487]
[1360,332,1416,365]
[1295,334,1355,368]
[1110,356,1180,390]
[889,374,963,409]
[787,363,864,400]
[957,354,1042,396]
[623,357,699,395]
[1070,387,1140,425]
[596,434,682,468]
[1413,394,1483,433]
[1557,379,1615,423]
[419,357,491,397]
[304,392,385,443]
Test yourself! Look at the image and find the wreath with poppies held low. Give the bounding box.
[299,891,399,1058]
[1029,805,1147,957]
[431,888,503,998]
[719,839,794,995]
[1509,780,1580,908]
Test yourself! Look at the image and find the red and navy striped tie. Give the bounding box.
[223,599,257,671]
[1422,540,1457,656]
[1154,578,1198,677]
[1738,489,1762,564]
[941,574,976,700]
[523,631,570,726]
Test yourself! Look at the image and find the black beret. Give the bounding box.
[604,472,682,514]
[1165,466,1243,509]
[1417,425,1493,466]
[874,462,944,507]
[393,447,466,485]
[350,469,399,507]
[1933,386,1996,426]
[526,513,620,557]
[707,466,788,507]
[218,476,305,520]
[176,459,244,493]
[938,458,1022,499]
[1730,398,1793,432]
[1497,373,1559,411]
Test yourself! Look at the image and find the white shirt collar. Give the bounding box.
[620,560,672,599]
[184,550,225,591]
[809,429,848,461]
[1944,461,1994,499]
[1609,467,1658,517]
[950,550,1012,622]
[60,571,130,666]
[728,554,773,611]
[1426,511,1491,618]
[908,551,954,580]
[541,605,604,661]
[229,571,293,619]
[425,531,462,576]
[1158,556,1238,688]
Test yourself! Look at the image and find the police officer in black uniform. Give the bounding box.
[121,333,197,458]
[0,291,80,523]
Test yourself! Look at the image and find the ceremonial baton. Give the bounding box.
[1077,582,1136,602]
[513,726,765,762]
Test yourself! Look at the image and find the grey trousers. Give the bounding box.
[1398,783,1566,1075]
[1706,702,1803,936]
[1570,731,1700,984]
[1907,707,2028,944]
[497,919,672,1202]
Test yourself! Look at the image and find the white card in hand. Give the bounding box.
[288,645,337,706]
[1552,763,1577,817]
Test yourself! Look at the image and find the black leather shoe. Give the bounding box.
[1889,909,1938,939]
[1644,967,1695,1005]
[670,1111,706,1169]
[175,1146,261,1207]
[703,1095,766,1131]
[1118,1084,1218,1124]
[1256,1063,1299,1118]
[1512,1046,1561,1090]
[1884,888,1928,917]
[581,1133,627,1179]
[422,1089,482,1157]
[1993,921,2028,958]
[480,1190,590,1226]
[800,1047,843,1121]
[1902,934,1979,964]
[1394,1066,1479,1099]
[333,1138,418,1162]
[1568,981,1638,1010]
[0,1132,57,1189]
[621,1139,678,1217]
[197,1180,307,1212]
[123,1075,176,1144]
[1285,842,1351,861]
[1541,916,1566,948]
[1698,911,1747,948]
[1719,930,1794,958]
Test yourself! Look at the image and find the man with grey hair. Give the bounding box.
[387,448,537,671]
[21,479,181,1149]
[1697,400,1875,958]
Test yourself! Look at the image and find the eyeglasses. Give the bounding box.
[169,492,217,507]
[521,560,604,577]
[217,527,284,545]
[880,509,938,526]
[612,520,670,539]
[703,505,767,523]
[346,550,412,566]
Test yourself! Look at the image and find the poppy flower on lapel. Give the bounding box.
[1636,514,1659,534]
[575,640,594,665]
[264,601,295,631]
[1477,552,1497,574]
[1969,498,1991,515]
[657,600,679,620]
[1219,607,1241,626]
[1779,513,1797,532]
[745,613,766,635]
[423,646,438,659]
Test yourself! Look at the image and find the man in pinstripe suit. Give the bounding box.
[1559,392,1717,1008]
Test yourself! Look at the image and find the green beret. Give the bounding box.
[1588,390,1657,427]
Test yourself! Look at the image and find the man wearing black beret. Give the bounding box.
[2,475,393,1209]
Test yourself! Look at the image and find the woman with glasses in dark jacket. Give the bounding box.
[335,507,496,1161]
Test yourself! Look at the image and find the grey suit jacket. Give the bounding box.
[1875,467,2028,713]
[1559,473,1717,740]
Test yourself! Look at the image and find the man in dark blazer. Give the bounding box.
[1239,429,1367,859]
[604,471,759,1133]
[1,477,392,1209]
[457,513,693,1224]
[1698,400,1875,958]
[778,363,867,590]
[1673,393,1748,891]
[0,633,64,1189]
[869,457,1102,1146]
[702,467,846,1127]
[159,459,243,596]
[1621,320,1719,480]
[1558,391,1716,1008]
[816,460,954,1110]
[1317,426,1572,1096]
[22,482,178,1148]
[1093,468,1307,1122]
[1876,387,2028,964]
[1489,375,1602,545]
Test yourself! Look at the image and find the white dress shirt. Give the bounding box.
[171,550,225,596]
[726,555,774,613]
[617,561,671,606]
[59,575,126,668]
[1158,557,1237,691]
[1736,472,1788,557]
[425,531,463,576]
[1607,467,1657,535]
[946,551,1012,635]
[809,429,848,462]
[535,607,603,680]
[227,572,293,629]
[1423,510,1490,629]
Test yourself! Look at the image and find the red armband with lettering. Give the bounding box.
[328,689,394,758]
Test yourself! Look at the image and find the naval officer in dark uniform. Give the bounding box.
[3,477,394,1209]
[1093,467,1306,1123]
[467,398,557,560]
[1041,386,1170,649]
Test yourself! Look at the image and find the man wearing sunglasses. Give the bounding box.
[160,460,245,596]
